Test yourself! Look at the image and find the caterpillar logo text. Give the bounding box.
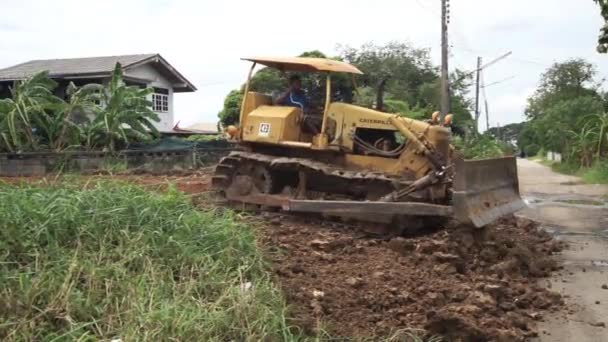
[359,118,391,125]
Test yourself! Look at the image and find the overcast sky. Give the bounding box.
[1,0,606,129]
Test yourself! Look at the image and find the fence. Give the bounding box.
[546,151,562,162]
[0,145,233,177]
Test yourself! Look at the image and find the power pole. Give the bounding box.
[440,0,450,121]
[484,99,490,131]
[474,56,482,135]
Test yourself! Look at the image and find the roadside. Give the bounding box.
[517,158,608,341]
[529,157,608,186]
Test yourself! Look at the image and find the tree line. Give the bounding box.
[516,58,608,168]
[0,63,160,153]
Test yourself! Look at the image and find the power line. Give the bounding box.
[482,75,517,88]
[452,45,552,69]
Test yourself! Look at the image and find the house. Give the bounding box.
[0,54,196,132]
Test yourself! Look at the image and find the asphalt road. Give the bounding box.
[517,158,608,341]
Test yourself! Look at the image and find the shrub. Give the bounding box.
[524,143,541,157]
[453,134,504,160]
[582,161,608,184]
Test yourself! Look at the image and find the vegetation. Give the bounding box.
[0,63,159,153]
[514,58,608,183]
[594,0,608,52]
[0,181,298,341]
[452,134,511,160]
[218,42,475,135]
[85,65,160,151]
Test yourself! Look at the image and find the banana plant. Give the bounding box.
[567,123,599,168]
[593,112,608,160]
[0,71,60,152]
[85,63,160,151]
[46,82,103,151]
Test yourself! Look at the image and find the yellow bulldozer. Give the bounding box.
[213,56,524,230]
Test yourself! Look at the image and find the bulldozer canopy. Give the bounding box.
[242,56,364,74]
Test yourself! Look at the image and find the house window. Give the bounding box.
[152,88,169,112]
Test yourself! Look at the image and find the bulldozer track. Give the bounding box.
[212,151,411,191]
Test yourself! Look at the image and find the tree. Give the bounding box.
[85,63,160,151]
[522,58,607,164]
[594,0,608,53]
[487,122,525,145]
[217,89,243,128]
[526,59,599,120]
[0,71,61,152]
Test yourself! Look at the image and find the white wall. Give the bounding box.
[125,64,175,132]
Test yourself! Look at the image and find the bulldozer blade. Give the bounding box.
[452,156,526,228]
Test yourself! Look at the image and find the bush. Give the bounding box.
[582,161,608,184]
[0,182,297,341]
[524,143,541,157]
[453,134,504,160]
[551,160,580,175]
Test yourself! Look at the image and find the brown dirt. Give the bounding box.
[261,215,566,341]
[1,170,567,340]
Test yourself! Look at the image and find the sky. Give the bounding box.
[1,0,606,130]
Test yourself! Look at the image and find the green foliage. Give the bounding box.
[551,160,581,175]
[452,134,505,159]
[46,82,103,151]
[383,99,409,115]
[0,71,62,152]
[217,89,243,128]
[522,58,608,166]
[594,0,608,53]
[339,42,474,133]
[582,161,608,183]
[487,122,525,146]
[458,135,516,158]
[0,64,161,153]
[524,143,541,157]
[85,64,160,151]
[0,182,298,341]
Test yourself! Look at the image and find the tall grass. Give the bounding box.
[0,181,299,341]
[548,160,608,184]
[582,161,608,184]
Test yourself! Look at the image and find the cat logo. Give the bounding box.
[259,123,271,137]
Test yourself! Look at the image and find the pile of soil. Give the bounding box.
[262,215,566,341]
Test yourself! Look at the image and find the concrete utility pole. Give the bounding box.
[474,56,482,135]
[440,0,450,121]
[485,99,490,131]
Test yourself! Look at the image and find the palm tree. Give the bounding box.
[0,71,60,152]
[86,63,160,151]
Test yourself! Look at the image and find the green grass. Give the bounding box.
[0,181,300,341]
[540,159,608,184]
[581,161,608,184]
[550,160,581,176]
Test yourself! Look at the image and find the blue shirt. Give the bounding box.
[279,90,307,111]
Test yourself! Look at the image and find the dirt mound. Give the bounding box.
[262,215,565,341]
